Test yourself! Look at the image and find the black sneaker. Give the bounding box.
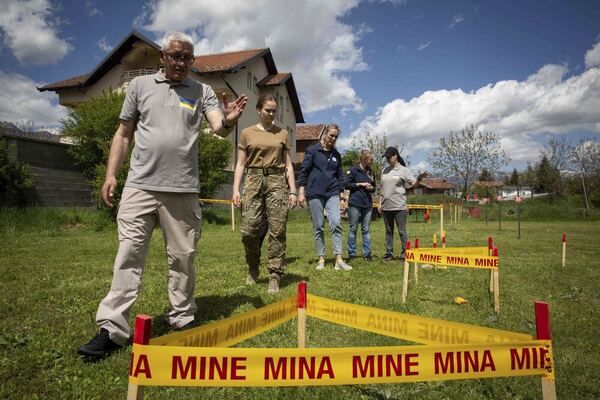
[174,320,196,331]
[77,328,122,360]
[383,254,394,262]
[363,255,373,261]
[348,255,357,261]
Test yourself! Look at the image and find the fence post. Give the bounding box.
[297,281,307,348]
[402,241,411,303]
[493,247,500,313]
[127,315,153,400]
[439,204,444,241]
[535,301,557,400]
[231,202,235,231]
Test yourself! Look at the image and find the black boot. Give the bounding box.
[77,328,122,361]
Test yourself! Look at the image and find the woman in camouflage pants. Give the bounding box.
[232,94,298,294]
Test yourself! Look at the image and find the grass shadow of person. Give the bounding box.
[151,293,267,338]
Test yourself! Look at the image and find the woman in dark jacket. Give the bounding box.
[297,124,352,271]
[344,149,376,261]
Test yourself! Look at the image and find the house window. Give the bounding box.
[286,96,289,112]
[247,72,252,90]
[253,76,257,94]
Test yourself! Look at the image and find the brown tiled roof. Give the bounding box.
[296,124,324,141]
[193,48,268,73]
[420,178,455,190]
[38,74,88,91]
[473,180,504,188]
[257,73,291,86]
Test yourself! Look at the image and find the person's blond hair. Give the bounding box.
[359,149,373,162]
[319,123,340,147]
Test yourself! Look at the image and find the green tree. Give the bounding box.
[429,124,509,199]
[478,168,494,181]
[535,155,562,197]
[0,135,33,207]
[61,90,232,209]
[510,168,519,185]
[197,122,232,198]
[342,149,359,173]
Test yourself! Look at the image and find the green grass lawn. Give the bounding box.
[0,206,599,399]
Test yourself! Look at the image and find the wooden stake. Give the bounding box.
[535,301,557,400]
[562,233,567,268]
[488,237,494,292]
[413,238,419,284]
[442,230,446,248]
[440,204,444,242]
[433,234,437,248]
[231,202,235,231]
[297,281,307,348]
[402,241,411,303]
[127,315,153,400]
[493,247,500,314]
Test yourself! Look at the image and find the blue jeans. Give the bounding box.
[308,196,342,256]
[347,206,372,257]
[383,210,408,258]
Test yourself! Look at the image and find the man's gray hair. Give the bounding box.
[162,32,194,51]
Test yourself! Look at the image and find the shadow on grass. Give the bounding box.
[201,208,230,225]
[151,293,267,338]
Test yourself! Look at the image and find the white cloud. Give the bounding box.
[138,0,374,113]
[97,37,112,52]
[0,70,66,127]
[85,0,101,17]
[585,41,600,68]
[0,0,71,65]
[417,41,431,51]
[449,13,464,28]
[346,42,600,162]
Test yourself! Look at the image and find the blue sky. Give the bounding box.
[1,0,600,172]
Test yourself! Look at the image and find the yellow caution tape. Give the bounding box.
[128,340,552,387]
[413,247,490,256]
[306,295,529,345]
[406,250,498,269]
[151,296,297,347]
[199,198,233,205]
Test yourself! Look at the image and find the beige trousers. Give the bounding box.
[95,187,202,345]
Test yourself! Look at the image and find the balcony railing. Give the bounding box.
[120,69,157,83]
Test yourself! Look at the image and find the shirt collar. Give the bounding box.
[154,69,191,87]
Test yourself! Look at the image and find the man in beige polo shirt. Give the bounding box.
[77,32,247,361]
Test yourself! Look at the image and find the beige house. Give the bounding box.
[38,31,304,170]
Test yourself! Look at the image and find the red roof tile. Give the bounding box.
[420,178,456,190]
[296,124,324,141]
[257,73,291,86]
[38,74,88,91]
[193,48,267,73]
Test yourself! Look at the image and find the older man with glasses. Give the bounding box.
[77,32,248,361]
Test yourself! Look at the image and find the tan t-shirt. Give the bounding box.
[238,125,289,168]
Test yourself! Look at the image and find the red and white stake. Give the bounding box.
[127,314,152,400]
[562,233,567,268]
[297,281,307,348]
[535,301,557,400]
[402,241,411,303]
[442,231,446,248]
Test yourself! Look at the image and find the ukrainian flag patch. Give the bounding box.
[178,95,197,111]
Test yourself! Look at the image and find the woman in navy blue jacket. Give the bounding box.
[344,149,376,261]
[297,124,352,271]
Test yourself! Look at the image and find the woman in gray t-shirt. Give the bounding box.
[378,146,428,261]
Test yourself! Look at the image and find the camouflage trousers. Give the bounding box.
[241,173,289,276]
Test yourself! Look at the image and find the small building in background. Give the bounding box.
[294,124,325,171]
[408,177,456,196]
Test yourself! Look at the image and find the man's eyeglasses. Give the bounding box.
[163,51,195,64]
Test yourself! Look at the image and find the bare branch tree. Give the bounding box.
[571,138,600,210]
[15,120,38,134]
[541,135,573,171]
[429,124,510,198]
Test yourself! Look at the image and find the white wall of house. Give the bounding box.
[55,47,298,172]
